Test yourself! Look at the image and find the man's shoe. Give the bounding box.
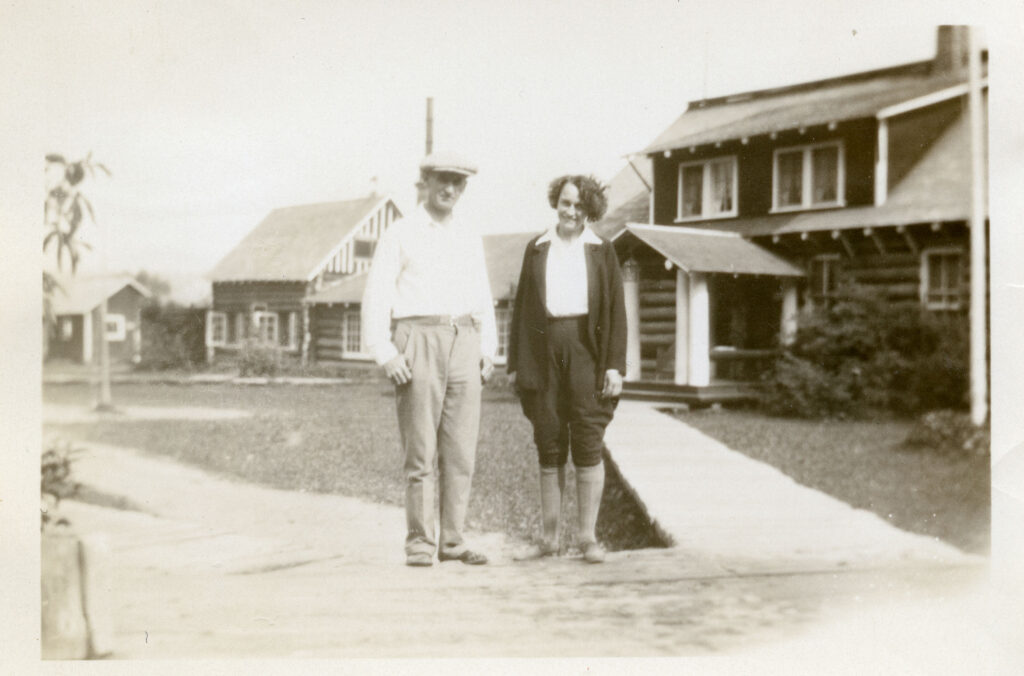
[582,542,606,564]
[438,549,488,565]
[406,552,433,567]
[512,542,558,561]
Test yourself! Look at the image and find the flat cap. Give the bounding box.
[419,150,478,176]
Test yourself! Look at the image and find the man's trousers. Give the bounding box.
[393,317,481,557]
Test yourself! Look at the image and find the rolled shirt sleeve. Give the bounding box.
[361,227,401,366]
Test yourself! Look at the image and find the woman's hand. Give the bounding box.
[602,369,623,398]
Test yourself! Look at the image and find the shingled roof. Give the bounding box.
[209,194,395,282]
[482,231,537,301]
[623,224,804,277]
[643,61,973,154]
[50,275,151,315]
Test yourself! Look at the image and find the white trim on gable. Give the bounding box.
[876,81,987,120]
[306,195,401,282]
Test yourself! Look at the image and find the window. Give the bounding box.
[809,255,840,304]
[105,314,126,341]
[353,239,376,258]
[343,311,361,354]
[254,311,278,346]
[921,248,963,310]
[207,311,228,347]
[494,307,511,362]
[772,141,844,211]
[61,318,74,340]
[676,156,738,221]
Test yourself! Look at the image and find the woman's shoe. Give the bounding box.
[582,542,606,564]
[512,541,558,561]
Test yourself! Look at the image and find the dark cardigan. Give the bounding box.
[507,232,628,391]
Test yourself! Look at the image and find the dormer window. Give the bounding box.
[772,140,845,212]
[676,156,738,222]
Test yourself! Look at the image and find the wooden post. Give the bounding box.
[875,118,888,206]
[967,26,987,425]
[622,259,641,381]
[780,278,798,346]
[674,268,689,385]
[686,272,710,386]
[96,299,112,410]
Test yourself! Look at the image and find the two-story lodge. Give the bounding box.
[594,26,987,402]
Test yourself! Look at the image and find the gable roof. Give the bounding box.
[50,275,151,315]
[209,194,396,283]
[623,224,804,277]
[305,231,538,306]
[593,158,652,241]
[483,231,537,301]
[305,272,368,305]
[643,61,974,154]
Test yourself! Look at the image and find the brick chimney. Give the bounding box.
[934,25,969,75]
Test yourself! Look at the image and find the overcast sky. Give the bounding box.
[2,1,1018,302]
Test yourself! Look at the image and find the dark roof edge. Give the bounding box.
[686,59,938,112]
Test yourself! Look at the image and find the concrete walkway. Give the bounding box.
[45,400,992,666]
[605,401,979,572]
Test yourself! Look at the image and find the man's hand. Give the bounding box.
[601,369,623,399]
[384,354,412,385]
[480,356,494,384]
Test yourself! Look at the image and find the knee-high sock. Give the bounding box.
[539,465,565,546]
[575,462,605,545]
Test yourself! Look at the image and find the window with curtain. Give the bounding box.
[774,141,844,211]
[677,156,737,220]
[922,249,963,310]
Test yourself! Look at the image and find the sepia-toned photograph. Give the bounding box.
[4,1,1024,673]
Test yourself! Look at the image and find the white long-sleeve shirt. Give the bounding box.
[361,205,497,365]
[537,225,602,317]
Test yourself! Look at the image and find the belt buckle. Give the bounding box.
[448,316,457,327]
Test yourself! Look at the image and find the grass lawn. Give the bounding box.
[43,382,988,554]
[42,381,662,551]
[667,407,990,554]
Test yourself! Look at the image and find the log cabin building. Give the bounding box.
[206,194,401,364]
[594,26,987,402]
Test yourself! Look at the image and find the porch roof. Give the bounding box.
[50,275,151,315]
[305,273,367,305]
[623,224,804,277]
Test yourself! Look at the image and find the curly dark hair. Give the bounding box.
[547,174,609,222]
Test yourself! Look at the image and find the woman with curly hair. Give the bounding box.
[507,174,628,563]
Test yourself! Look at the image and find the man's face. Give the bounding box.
[424,171,467,215]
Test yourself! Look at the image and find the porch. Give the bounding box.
[615,224,804,404]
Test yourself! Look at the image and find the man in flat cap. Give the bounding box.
[362,151,497,567]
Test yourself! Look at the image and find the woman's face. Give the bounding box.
[556,182,586,232]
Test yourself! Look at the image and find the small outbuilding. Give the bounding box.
[46,275,151,365]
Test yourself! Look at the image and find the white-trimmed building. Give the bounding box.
[206,193,401,363]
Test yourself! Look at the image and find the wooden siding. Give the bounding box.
[309,304,362,363]
[651,119,877,225]
[754,222,971,306]
[212,281,308,313]
[887,99,962,190]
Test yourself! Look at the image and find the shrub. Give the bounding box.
[903,410,989,456]
[137,302,207,370]
[761,283,970,419]
[41,439,80,530]
[237,340,281,377]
